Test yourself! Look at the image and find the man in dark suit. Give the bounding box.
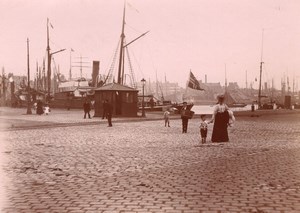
[102,100,107,119]
[180,102,190,133]
[103,99,113,127]
[83,99,91,119]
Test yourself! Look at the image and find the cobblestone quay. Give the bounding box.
[0,110,300,212]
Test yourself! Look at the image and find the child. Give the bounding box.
[200,114,208,144]
[163,109,170,127]
[44,104,50,115]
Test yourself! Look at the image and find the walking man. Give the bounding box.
[103,99,113,127]
[83,99,91,119]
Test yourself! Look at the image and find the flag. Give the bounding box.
[187,71,204,90]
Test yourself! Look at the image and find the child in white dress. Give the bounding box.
[44,104,50,115]
[200,114,208,144]
[163,109,170,127]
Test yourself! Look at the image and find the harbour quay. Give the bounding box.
[0,107,300,212]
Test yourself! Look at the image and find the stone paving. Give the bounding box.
[0,107,170,131]
[0,110,300,213]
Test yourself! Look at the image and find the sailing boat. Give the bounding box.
[257,29,275,109]
[223,65,246,108]
[106,3,188,113]
[224,91,247,108]
[172,71,199,112]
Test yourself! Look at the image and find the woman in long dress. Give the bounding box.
[36,100,44,115]
[209,95,230,142]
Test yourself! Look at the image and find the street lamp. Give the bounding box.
[141,78,146,117]
[9,77,15,107]
[26,38,32,114]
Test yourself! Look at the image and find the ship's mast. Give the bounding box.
[258,29,264,108]
[46,19,65,99]
[117,4,126,84]
[47,18,51,98]
[245,70,248,89]
[26,38,32,114]
[225,63,227,92]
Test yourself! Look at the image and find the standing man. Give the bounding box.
[83,99,91,119]
[102,100,107,119]
[180,102,190,133]
[103,99,113,127]
[149,96,155,111]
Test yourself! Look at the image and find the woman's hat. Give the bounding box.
[217,94,225,100]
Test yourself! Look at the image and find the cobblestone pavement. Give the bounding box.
[0,113,300,213]
[0,107,169,131]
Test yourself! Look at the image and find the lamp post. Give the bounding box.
[141,78,146,117]
[9,77,15,107]
[26,38,32,114]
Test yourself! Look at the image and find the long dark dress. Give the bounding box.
[36,101,44,115]
[211,110,229,142]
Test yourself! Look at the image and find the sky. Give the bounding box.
[1,0,300,90]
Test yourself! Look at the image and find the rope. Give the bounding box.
[125,46,137,88]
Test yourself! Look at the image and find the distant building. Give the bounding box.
[227,82,239,91]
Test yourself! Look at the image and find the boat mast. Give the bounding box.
[117,3,126,84]
[47,18,51,98]
[26,38,32,114]
[258,29,264,108]
[225,63,227,92]
[246,70,248,89]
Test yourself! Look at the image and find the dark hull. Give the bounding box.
[139,103,194,113]
[227,103,247,108]
[173,103,194,113]
[294,104,300,109]
[139,104,172,112]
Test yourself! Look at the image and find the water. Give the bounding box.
[192,104,253,115]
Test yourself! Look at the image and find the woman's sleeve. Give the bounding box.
[209,105,218,123]
[225,104,229,111]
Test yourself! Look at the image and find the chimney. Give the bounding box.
[92,61,100,87]
[205,74,207,83]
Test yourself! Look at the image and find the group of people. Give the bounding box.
[83,99,113,127]
[164,94,235,144]
[35,100,50,115]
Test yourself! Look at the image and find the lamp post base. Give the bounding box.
[26,93,32,114]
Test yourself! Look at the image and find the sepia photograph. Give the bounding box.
[0,0,300,212]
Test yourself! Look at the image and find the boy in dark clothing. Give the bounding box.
[180,102,189,133]
[83,100,91,119]
[103,99,113,127]
[102,100,107,119]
